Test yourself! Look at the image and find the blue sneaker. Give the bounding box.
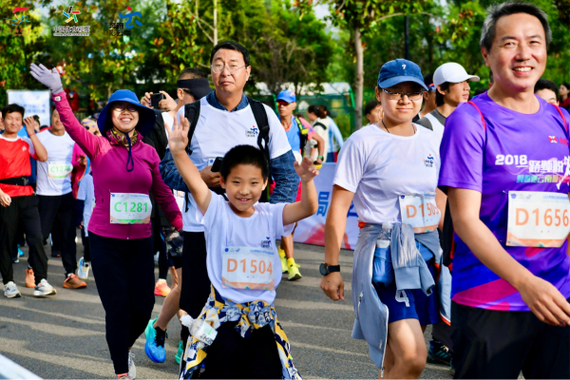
[175,340,183,364]
[427,339,451,366]
[144,318,167,363]
[18,247,24,257]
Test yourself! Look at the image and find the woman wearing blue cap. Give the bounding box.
[31,63,183,380]
[319,59,450,378]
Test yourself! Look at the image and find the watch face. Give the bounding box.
[319,263,328,276]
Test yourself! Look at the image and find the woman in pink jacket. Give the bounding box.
[31,63,183,380]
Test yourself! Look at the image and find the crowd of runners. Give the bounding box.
[1,1,569,379]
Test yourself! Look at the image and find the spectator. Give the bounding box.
[306,105,329,162]
[534,79,559,105]
[416,73,437,120]
[319,104,344,162]
[364,99,383,126]
[558,82,570,110]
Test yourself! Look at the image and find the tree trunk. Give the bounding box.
[354,26,364,131]
[213,0,218,46]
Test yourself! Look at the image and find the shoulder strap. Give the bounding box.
[183,100,201,155]
[313,121,327,130]
[553,104,568,134]
[467,101,486,131]
[294,116,309,154]
[247,97,271,164]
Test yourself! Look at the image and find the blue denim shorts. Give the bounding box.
[373,242,440,325]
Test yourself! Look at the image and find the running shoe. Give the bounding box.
[63,274,87,289]
[33,279,57,297]
[117,375,129,380]
[449,359,455,376]
[12,257,19,264]
[18,246,24,257]
[287,258,302,281]
[78,257,90,280]
[128,350,136,379]
[144,318,167,363]
[25,268,35,288]
[154,279,171,297]
[175,340,183,365]
[4,281,21,299]
[278,248,287,273]
[427,339,452,366]
[51,249,61,258]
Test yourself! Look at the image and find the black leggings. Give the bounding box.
[180,231,210,318]
[0,195,48,285]
[89,232,155,375]
[38,193,77,276]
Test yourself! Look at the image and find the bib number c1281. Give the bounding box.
[398,193,440,234]
[222,246,275,291]
[506,191,570,247]
[110,193,152,224]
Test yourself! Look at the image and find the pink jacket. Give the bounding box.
[53,92,182,239]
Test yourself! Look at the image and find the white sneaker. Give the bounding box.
[128,350,136,379]
[33,279,57,297]
[4,281,21,298]
[78,257,90,280]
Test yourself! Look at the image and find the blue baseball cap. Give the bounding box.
[97,89,156,137]
[377,59,428,91]
[277,90,296,103]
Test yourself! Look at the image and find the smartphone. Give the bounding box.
[150,93,165,108]
[211,157,223,173]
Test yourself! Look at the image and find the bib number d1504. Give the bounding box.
[399,193,440,234]
[110,193,152,224]
[222,246,275,291]
[507,191,570,247]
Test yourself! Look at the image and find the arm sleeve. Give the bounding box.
[269,150,299,204]
[333,136,364,193]
[22,136,36,157]
[198,191,222,227]
[159,149,190,192]
[329,118,344,148]
[438,103,486,193]
[52,92,101,160]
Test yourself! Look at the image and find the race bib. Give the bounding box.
[110,193,152,224]
[398,193,440,233]
[222,246,275,290]
[507,191,570,247]
[48,162,73,179]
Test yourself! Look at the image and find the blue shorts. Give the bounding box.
[373,242,441,326]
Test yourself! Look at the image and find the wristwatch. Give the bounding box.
[320,263,340,276]
[317,155,324,161]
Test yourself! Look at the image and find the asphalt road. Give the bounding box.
[0,242,452,379]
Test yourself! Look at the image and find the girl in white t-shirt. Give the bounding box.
[320,59,447,379]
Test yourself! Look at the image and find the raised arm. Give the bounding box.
[30,63,101,159]
[449,187,570,326]
[283,157,319,225]
[23,116,47,162]
[168,116,211,215]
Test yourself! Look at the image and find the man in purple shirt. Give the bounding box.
[439,2,570,378]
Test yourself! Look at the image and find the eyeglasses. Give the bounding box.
[112,103,138,113]
[382,88,424,102]
[211,63,247,74]
[277,100,290,106]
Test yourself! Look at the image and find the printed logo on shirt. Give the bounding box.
[246,126,259,138]
[21,146,27,152]
[424,154,435,168]
[261,237,272,249]
[560,137,569,146]
[549,136,557,143]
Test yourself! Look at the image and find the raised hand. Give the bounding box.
[294,156,319,182]
[30,63,64,94]
[23,116,39,135]
[167,115,190,153]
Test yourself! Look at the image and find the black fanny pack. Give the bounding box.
[0,177,30,186]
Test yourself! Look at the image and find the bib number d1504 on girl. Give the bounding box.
[507,191,570,247]
[398,193,441,234]
[110,193,152,224]
[222,246,275,291]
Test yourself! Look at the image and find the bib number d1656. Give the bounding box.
[507,191,570,247]
[398,193,440,234]
[222,246,275,291]
[110,193,152,224]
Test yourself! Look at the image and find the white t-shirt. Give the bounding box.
[176,97,292,232]
[162,112,174,147]
[199,192,294,304]
[333,124,440,225]
[311,118,330,162]
[77,173,94,237]
[36,130,75,196]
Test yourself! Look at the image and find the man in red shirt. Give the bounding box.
[0,104,56,299]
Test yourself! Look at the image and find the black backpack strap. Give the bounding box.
[183,100,201,155]
[313,121,327,131]
[182,100,201,211]
[295,117,309,152]
[248,97,271,164]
